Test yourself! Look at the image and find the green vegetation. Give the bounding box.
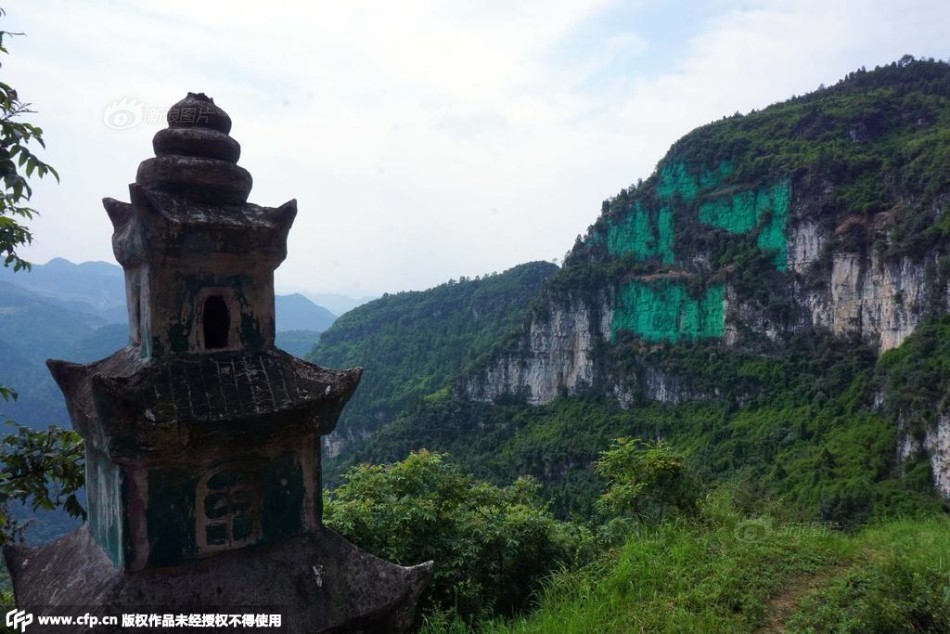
[1,56,947,633]
[330,445,946,631]
[274,329,322,358]
[308,261,558,478]
[0,422,85,543]
[0,7,63,421]
[876,316,950,429]
[787,518,950,632]
[318,61,950,630]
[0,7,84,559]
[481,501,949,633]
[0,9,59,273]
[594,438,698,525]
[565,57,950,344]
[354,320,946,526]
[324,450,586,624]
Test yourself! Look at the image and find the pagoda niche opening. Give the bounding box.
[203,294,231,349]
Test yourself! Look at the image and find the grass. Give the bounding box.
[419,494,949,633]
[787,517,950,633]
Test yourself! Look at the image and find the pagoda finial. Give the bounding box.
[135,92,252,204]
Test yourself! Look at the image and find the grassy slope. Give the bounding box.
[475,504,949,633]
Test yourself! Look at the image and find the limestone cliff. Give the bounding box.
[460,59,950,495]
[900,414,950,498]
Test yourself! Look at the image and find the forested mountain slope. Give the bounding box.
[334,59,949,520]
[464,56,949,405]
[306,262,558,463]
[456,57,950,497]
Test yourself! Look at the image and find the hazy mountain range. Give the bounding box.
[0,258,349,428]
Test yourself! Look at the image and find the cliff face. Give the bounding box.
[900,414,950,498]
[464,238,949,403]
[308,261,559,462]
[464,293,611,405]
[461,60,950,495]
[789,210,948,350]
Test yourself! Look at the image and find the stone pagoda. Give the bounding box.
[4,93,431,632]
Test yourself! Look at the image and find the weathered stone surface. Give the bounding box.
[153,127,241,163]
[48,348,361,458]
[136,155,252,205]
[106,189,297,266]
[167,92,232,134]
[463,293,611,404]
[135,92,248,204]
[899,413,950,498]
[4,524,433,634]
[10,92,432,631]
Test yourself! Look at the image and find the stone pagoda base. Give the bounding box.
[5,526,432,633]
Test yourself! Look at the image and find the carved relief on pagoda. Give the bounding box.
[195,464,262,555]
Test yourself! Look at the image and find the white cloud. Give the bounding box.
[5,0,948,295]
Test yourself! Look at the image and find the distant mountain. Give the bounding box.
[0,257,126,319]
[0,283,108,427]
[0,282,106,363]
[0,262,338,429]
[275,330,323,359]
[275,293,337,331]
[1,259,338,329]
[304,292,377,316]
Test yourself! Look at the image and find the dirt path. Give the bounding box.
[755,567,844,633]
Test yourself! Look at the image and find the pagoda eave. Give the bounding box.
[106,187,297,267]
[49,349,361,460]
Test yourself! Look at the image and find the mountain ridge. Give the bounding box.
[321,59,949,516]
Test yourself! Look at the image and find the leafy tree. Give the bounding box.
[323,450,584,623]
[0,9,59,272]
[0,422,85,543]
[0,8,82,547]
[595,437,699,525]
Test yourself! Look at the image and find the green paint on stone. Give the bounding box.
[611,281,725,342]
[657,161,698,201]
[698,181,791,271]
[756,183,790,271]
[700,160,734,190]
[656,160,734,201]
[86,448,125,567]
[606,203,675,264]
[147,468,197,567]
[605,160,742,264]
[656,206,675,264]
[699,190,760,233]
[261,452,306,541]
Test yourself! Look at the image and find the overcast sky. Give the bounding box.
[4,0,948,297]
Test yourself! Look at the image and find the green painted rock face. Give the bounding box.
[607,203,675,265]
[699,181,790,271]
[612,281,725,343]
[604,159,790,341]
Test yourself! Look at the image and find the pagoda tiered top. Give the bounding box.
[139,92,251,204]
[104,92,296,268]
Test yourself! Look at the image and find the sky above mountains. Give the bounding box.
[4,0,948,296]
